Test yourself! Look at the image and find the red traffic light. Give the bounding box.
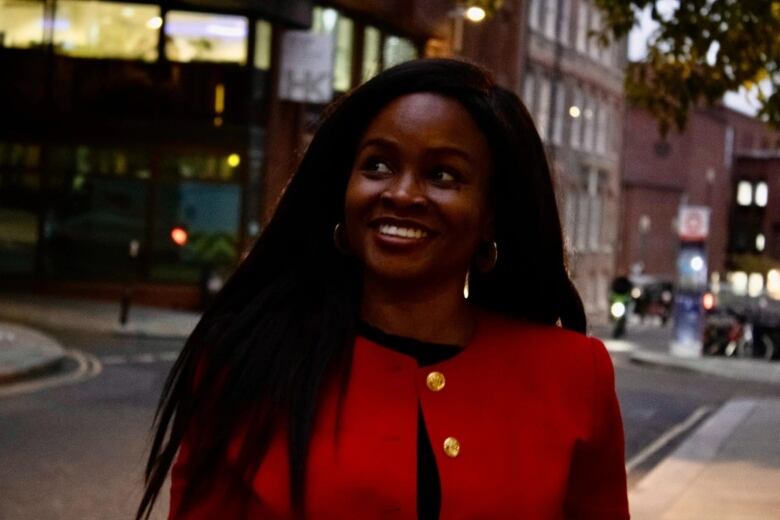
[171,226,188,246]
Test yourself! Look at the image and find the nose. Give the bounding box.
[380,170,426,208]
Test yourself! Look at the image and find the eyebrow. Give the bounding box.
[358,137,473,161]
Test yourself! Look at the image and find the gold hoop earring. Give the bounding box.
[463,269,470,300]
[476,241,498,273]
[333,223,349,254]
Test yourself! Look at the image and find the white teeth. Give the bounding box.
[378,224,428,239]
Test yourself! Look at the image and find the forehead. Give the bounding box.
[360,92,490,154]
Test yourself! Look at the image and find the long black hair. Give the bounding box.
[137,58,585,519]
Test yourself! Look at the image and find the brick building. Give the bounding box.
[620,104,780,298]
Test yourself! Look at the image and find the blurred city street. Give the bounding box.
[1,295,779,519]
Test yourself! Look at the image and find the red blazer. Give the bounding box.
[170,311,629,519]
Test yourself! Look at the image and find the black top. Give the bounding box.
[356,322,462,520]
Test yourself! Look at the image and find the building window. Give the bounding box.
[582,92,595,151]
[362,25,381,82]
[587,169,604,251]
[312,7,355,92]
[575,1,588,53]
[595,97,607,154]
[736,180,752,206]
[166,11,248,64]
[254,20,272,70]
[523,71,535,114]
[552,81,566,145]
[543,0,557,40]
[757,233,766,252]
[383,35,417,70]
[570,86,583,149]
[528,0,541,31]
[0,141,41,274]
[748,273,764,297]
[0,0,45,48]
[755,181,768,207]
[52,1,160,61]
[559,0,571,45]
[588,5,601,59]
[534,75,551,141]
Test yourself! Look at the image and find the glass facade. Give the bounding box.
[52,1,160,60]
[165,11,248,64]
[0,142,40,274]
[0,0,44,48]
[0,0,423,293]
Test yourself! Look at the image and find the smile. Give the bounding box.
[378,224,429,239]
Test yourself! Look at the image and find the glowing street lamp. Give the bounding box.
[465,6,487,22]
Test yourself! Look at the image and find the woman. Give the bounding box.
[138,58,629,519]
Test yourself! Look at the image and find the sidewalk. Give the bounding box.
[629,398,780,519]
[0,292,199,385]
[0,293,200,339]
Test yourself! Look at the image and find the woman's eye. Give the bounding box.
[431,170,457,184]
[366,161,392,174]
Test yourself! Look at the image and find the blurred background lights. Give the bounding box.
[756,233,766,251]
[170,226,188,246]
[146,16,163,30]
[569,105,581,118]
[690,255,704,272]
[465,6,487,22]
[227,153,241,167]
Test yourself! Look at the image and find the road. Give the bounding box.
[1,324,779,519]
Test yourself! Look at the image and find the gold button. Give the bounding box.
[443,436,460,458]
[426,371,446,392]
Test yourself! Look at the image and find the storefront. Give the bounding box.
[0,0,435,306]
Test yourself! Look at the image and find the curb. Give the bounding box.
[0,323,67,385]
[630,350,780,385]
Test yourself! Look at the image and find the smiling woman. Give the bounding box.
[138,58,629,520]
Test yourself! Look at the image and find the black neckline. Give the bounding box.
[356,320,463,367]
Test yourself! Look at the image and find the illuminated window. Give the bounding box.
[748,273,764,297]
[362,26,381,82]
[728,271,748,296]
[768,269,780,299]
[383,35,417,70]
[312,7,353,92]
[755,181,768,207]
[0,0,44,48]
[736,181,752,206]
[254,20,272,70]
[165,11,248,64]
[52,1,160,61]
[757,233,766,252]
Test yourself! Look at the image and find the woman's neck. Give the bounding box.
[360,276,476,347]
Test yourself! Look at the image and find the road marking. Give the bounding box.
[626,405,712,473]
[98,351,179,366]
[604,339,637,353]
[133,353,156,364]
[0,349,102,398]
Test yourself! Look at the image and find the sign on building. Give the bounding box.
[278,30,333,104]
[678,205,710,242]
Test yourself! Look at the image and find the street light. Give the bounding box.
[465,6,486,22]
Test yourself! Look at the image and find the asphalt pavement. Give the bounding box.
[2,293,780,519]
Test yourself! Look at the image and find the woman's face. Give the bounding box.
[344,92,494,289]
